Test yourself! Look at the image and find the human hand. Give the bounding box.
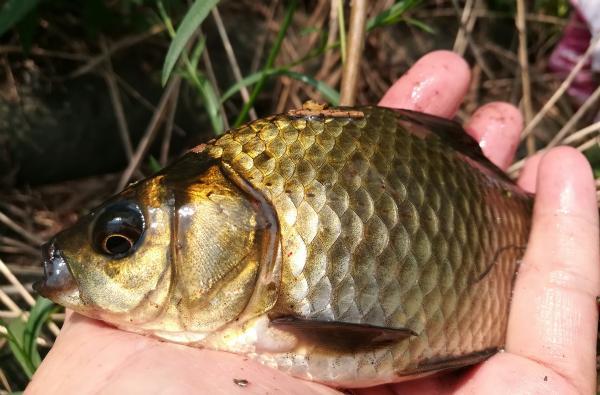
[26,51,599,395]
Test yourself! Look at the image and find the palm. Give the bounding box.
[27,52,598,395]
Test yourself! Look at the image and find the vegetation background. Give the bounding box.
[0,0,597,392]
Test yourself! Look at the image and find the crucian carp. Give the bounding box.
[35,105,532,387]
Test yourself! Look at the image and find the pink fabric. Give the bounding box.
[548,0,599,106]
[548,12,594,104]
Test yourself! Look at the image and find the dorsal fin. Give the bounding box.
[385,107,514,183]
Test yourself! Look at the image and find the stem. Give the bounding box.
[234,0,298,127]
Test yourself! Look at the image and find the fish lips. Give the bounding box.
[34,238,77,299]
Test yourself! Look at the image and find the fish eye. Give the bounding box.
[91,202,145,258]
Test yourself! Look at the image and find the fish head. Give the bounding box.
[34,179,173,326]
[35,154,278,337]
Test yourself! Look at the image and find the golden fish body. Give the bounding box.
[36,106,532,387]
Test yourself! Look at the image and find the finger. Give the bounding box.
[464,102,523,170]
[506,147,600,395]
[28,314,337,395]
[439,352,581,394]
[517,152,544,193]
[378,50,470,118]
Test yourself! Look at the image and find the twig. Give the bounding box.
[0,368,10,393]
[69,25,165,78]
[0,236,40,257]
[1,58,19,103]
[0,202,27,221]
[516,0,535,154]
[339,0,367,106]
[316,0,340,81]
[6,263,45,276]
[275,76,293,113]
[0,310,63,321]
[0,247,31,255]
[201,34,230,130]
[0,278,54,347]
[564,122,600,145]
[337,0,347,64]
[576,135,598,152]
[483,42,519,63]
[0,259,61,336]
[453,0,475,54]
[101,37,134,160]
[0,325,50,347]
[451,0,494,78]
[114,75,187,137]
[117,74,182,191]
[0,288,21,313]
[520,34,600,141]
[160,85,180,166]
[482,74,557,90]
[463,64,482,114]
[212,7,257,120]
[0,266,35,307]
[415,8,568,26]
[251,0,279,73]
[0,211,43,246]
[548,84,600,148]
[0,46,89,61]
[509,122,600,175]
[234,0,298,126]
[0,311,25,318]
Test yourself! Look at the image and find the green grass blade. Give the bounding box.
[2,297,58,378]
[181,60,223,134]
[159,0,223,134]
[194,74,224,134]
[189,35,207,71]
[221,68,339,107]
[281,71,340,105]
[5,319,35,378]
[403,17,435,34]
[366,0,423,31]
[156,0,176,37]
[148,155,162,172]
[233,0,298,127]
[23,297,57,368]
[161,0,220,85]
[220,69,279,104]
[0,0,41,36]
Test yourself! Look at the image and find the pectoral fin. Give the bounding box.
[270,317,417,352]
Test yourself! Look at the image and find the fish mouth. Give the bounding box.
[33,239,77,299]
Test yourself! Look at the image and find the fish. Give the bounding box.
[34,105,533,388]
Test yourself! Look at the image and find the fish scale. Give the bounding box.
[201,106,532,384]
[37,105,533,387]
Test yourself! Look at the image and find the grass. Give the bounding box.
[0,0,597,392]
[233,0,299,127]
[3,298,58,380]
